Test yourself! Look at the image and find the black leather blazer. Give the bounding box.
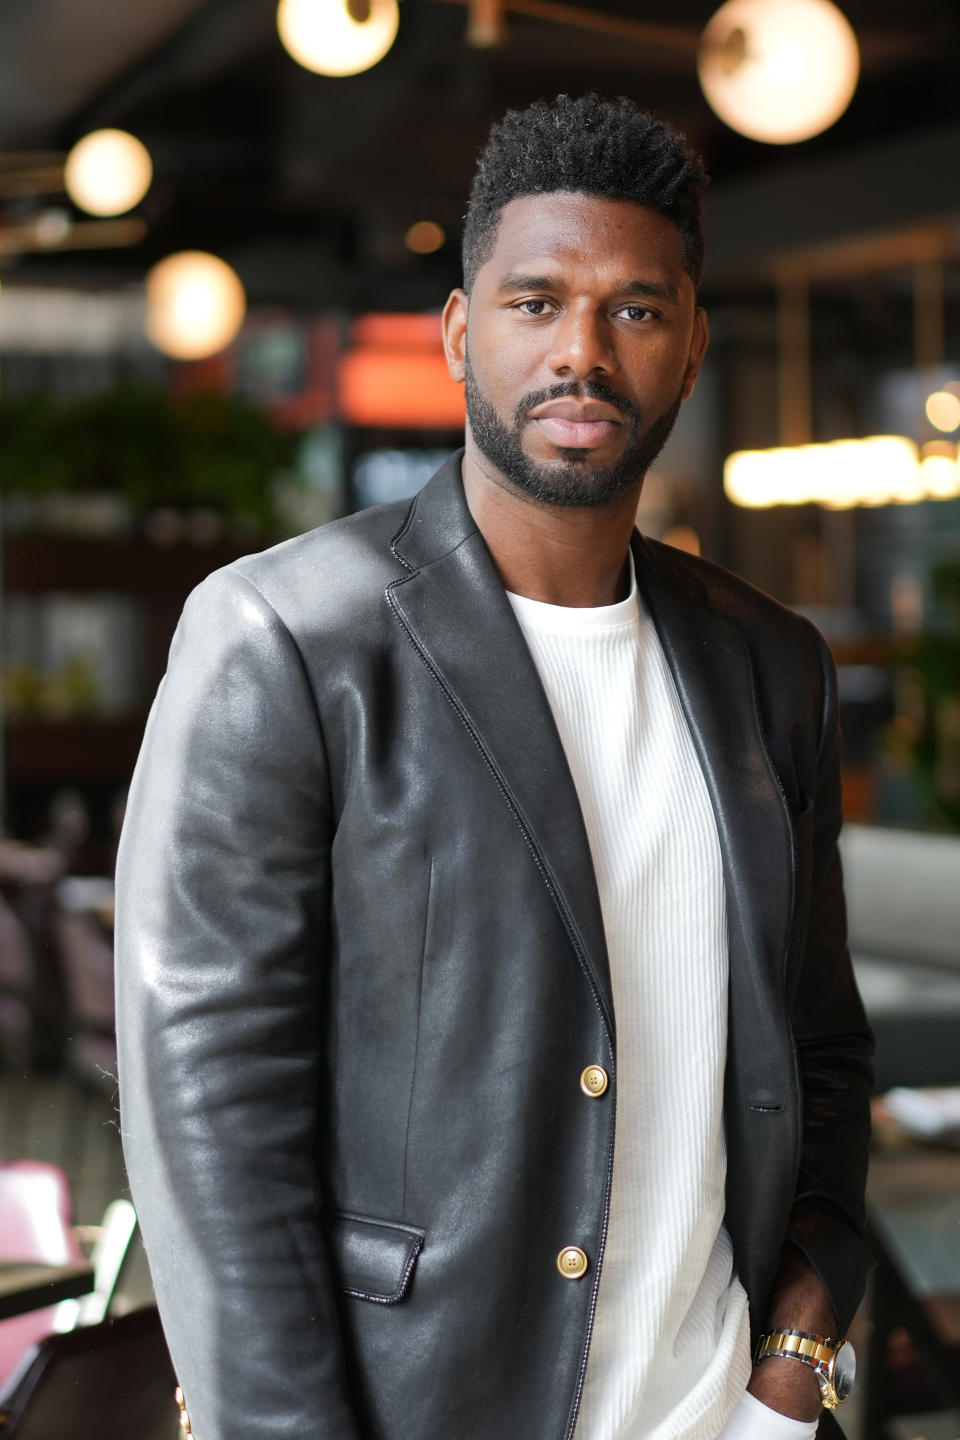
[115,454,873,1440]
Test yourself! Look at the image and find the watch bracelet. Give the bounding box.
[755,1328,839,1369]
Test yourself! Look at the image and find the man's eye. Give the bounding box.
[616,304,655,322]
[516,299,551,316]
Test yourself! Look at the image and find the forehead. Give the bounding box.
[479,190,689,291]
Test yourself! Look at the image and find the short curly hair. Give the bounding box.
[462,93,708,290]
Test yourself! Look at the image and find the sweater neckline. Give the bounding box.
[506,551,640,635]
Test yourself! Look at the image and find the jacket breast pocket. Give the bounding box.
[327,1211,425,1305]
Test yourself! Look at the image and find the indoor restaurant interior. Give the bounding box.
[0,1,958,1436]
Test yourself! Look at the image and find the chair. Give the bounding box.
[0,1164,83,1386]
[0,1163,79,1268]
[0,898,32,1072]
[53,1198,138,1330]
[0,1166,139,1387]
[52,907,116,1086]
[0,1306,178,1440]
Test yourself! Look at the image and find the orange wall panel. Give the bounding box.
[349,313,444,349]
[339,346,465,428]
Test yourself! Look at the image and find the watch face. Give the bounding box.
[831,1340,857,1403]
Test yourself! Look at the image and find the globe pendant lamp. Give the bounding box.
[698,0,860,144]
[277,0,399,77]
[145,251,246,360]
[64,129,153,216]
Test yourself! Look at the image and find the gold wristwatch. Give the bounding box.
[754,1328,857,1409]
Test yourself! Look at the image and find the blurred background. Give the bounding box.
[0,1,959,1435]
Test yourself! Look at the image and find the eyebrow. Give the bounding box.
[494,271,680,303]
[495,272,556,294]
[621,278,679,303]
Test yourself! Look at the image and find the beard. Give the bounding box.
[464,354,683,509]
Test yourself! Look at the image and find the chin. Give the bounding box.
[532,444,621,469]
[552,447,612,466]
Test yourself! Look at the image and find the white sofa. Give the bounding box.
[840,824,960,1091]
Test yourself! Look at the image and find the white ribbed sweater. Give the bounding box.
[506,570,753,1440]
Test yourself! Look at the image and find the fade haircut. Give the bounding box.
[462,93,708,291]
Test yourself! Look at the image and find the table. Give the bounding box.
[865,1144,960,1436]
[0,1261,94,1321]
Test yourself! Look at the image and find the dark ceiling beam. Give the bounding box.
[0,0,213,147]
[65,0,277,139]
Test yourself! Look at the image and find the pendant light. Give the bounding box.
[277,0,399,77]
[698,0,860,144]
[64,129,153,217]
[145,251,246,360]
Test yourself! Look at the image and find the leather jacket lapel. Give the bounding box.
[632,533,797,1099]
[389,458,614,1035]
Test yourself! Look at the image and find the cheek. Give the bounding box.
[470,332,531,407]
[632,339,693,402]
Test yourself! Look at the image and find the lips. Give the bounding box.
[528,399,624,450]
[534,416,618,448]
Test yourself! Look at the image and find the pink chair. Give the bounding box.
[0,1162,84,1387]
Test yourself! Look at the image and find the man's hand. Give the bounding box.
[746,1243,838,1422]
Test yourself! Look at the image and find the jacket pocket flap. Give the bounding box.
[328,1210,425,1304]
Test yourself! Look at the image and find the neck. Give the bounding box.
[461,447,639,608]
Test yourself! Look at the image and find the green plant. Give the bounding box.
[0,386,298,531]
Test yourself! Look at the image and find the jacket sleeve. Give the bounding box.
[784,631,875,1334]
[115,567,362,1440]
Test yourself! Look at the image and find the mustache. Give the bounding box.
[514,380,643,427]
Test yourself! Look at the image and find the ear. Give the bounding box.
[442,288,468,383]
[681,307,710,400]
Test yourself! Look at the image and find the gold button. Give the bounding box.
[580,1065,609,1098]
[557,1246,589,1279]
[175,1388,193,1437]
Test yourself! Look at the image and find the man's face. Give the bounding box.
[443,191,709,508]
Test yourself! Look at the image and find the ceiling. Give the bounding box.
[1,0,959,311]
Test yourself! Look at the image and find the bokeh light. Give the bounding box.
[698,0,860,144]
[145,251,247,360]
[404,221,446,255]
[277,0,399,77]
[64,129,153,217]
[925,389,960,433]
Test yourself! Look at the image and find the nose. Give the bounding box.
[547,304,615,378]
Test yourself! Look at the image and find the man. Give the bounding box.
[116,94,873,1440]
